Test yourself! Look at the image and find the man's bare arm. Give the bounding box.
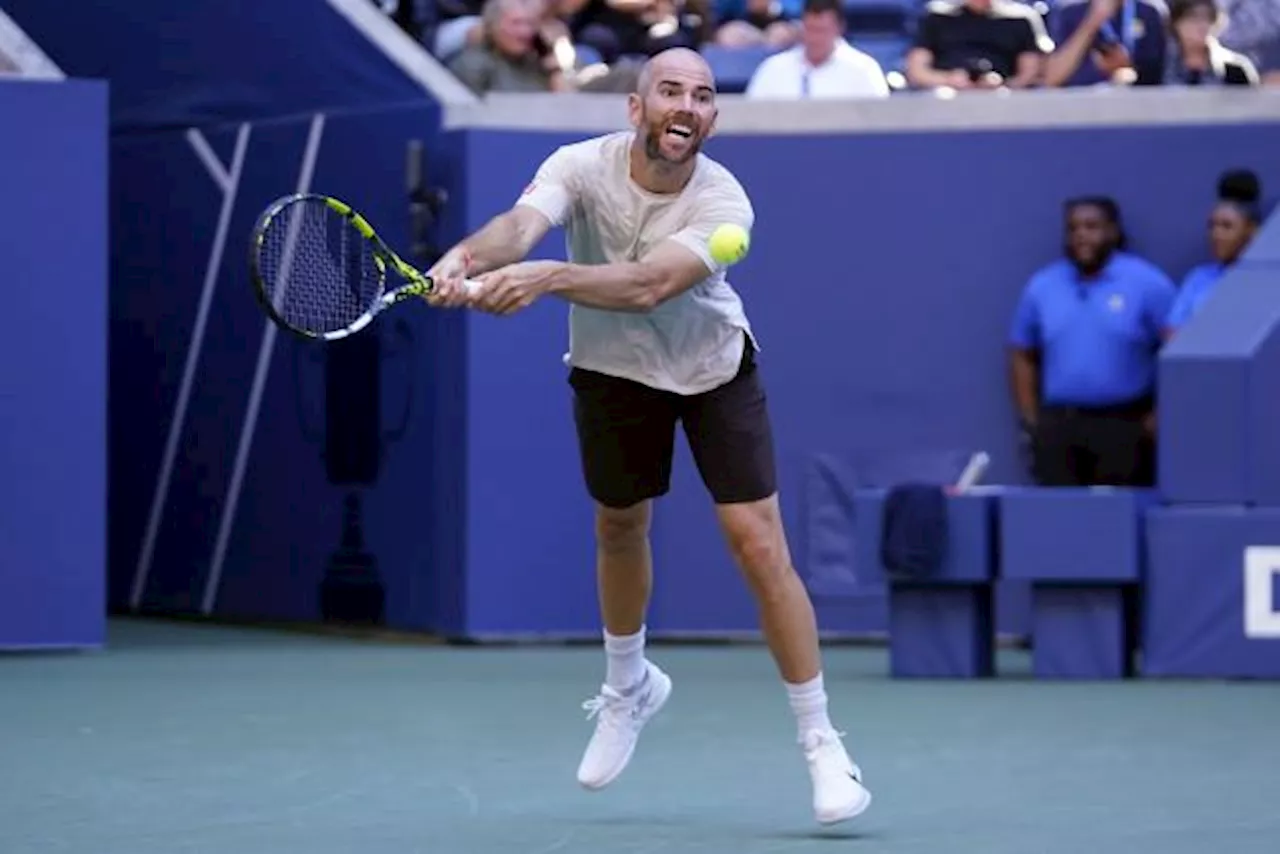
[905,47,962,89]
[452,205,555,275]
[1042,0,1117,87]
[1009,348,1040,424]
[544,240,711,312]
[1007,52,1044,88]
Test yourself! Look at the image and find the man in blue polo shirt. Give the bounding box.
[1008,197,1176,486]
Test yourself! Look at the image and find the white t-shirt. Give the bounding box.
[745,41,890,99]
[515,131,756,396]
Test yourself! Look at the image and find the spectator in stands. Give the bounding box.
[1043,0,1169,87]
[432,0,487,60]
[744,0,890,97]
[448,0,576,94]
[563,0,707,64]
[1219,0,1280,84]
[1163,0,1260,85]
[905,0,1052,90]
[1165,170,1264,335]
[715,0,801,49]
[1008,197,1176,487]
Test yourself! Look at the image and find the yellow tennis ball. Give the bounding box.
[708,223,750,266]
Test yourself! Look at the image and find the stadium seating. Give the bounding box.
[699,44,784,94]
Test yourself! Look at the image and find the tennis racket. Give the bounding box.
[248,193,479,341]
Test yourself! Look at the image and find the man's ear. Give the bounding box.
[626,93,642,129]
[705,108,719,140]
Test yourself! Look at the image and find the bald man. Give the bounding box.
[425,49,871,826]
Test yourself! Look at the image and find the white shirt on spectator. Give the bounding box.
[745,41,890,99]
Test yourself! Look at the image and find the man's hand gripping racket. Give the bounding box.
[248,193,480,341]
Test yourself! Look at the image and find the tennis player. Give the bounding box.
[424,47,871,825]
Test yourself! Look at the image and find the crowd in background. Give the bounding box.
[375,0,1280,97]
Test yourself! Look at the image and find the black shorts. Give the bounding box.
[568,334,778,508]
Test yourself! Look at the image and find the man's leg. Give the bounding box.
[567,367,678,790]
[1088,411,1150,487]
[682,344,871,825]
[595,500,653,688]
[1031,407,1085,486]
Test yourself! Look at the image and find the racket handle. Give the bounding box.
[462,278,481,295]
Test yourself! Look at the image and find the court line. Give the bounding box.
[129,124,251,611]
[200,112,326,615]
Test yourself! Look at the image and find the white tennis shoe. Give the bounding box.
[576,660,673,790]
[802,728,872,824]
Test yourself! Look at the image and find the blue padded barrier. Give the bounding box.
[1000,488,1152,679]
[1159,265,1280,505]
[1144,506,1280,679]
[1240,208,1280,265]
[0,79,108,650]
[857,488,999,678]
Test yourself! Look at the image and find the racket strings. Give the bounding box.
[257,200,384,336]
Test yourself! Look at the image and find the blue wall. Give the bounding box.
[449,123,1280,639]
[108,108,1280,640]
[111,104,455,628]
[0,79,108,648]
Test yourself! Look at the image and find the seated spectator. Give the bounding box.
[1219,0,1280,85]
[715,0,801,49]
[1043,0,1169,87]
[1008,197,1176,487]
[564,0,706,64]
[1165,170,1264,335]
[433,0,487,61]
[448,0,575,94]
[906,0,1053,90]
[745,0,890,97]
[1163,0,1260,85]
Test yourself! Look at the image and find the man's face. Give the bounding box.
[1209,203,1255,264]
[491,3,538,58]
[629,58,718,165]
[1066,204,1116,270]
[801,11,842,66]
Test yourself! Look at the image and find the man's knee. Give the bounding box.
[716,495,793,593]
[595,501,652,552]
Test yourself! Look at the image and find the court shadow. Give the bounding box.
[572,812,882,843]
[760,827,883,843]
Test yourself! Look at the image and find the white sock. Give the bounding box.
[604,626,647,692]
[786,672,834,738]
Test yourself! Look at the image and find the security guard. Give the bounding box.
[1008,197,1176,486]
[1165,169,1263,335]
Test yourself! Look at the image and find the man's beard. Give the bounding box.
[641,111,700,165]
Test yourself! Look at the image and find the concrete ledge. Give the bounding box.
[445,86,1280,135]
